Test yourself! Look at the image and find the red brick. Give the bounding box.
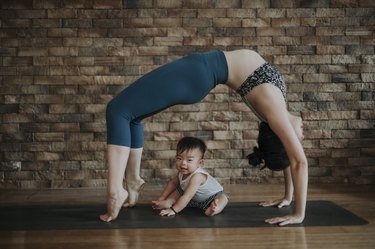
[0,1,374,188]
[242,0,270,8]
[51,123,80,132]
[93,0,122,9]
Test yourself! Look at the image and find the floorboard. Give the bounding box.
[0,184,374,249]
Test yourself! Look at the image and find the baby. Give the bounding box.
[152,137,228,216]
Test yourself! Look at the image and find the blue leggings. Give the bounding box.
[106,50,228,148]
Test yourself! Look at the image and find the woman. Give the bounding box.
[100,49,308,226]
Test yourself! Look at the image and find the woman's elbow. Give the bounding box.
[290,157,308,173]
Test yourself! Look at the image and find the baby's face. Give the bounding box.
[175,148,203,175]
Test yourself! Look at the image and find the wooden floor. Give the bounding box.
[0,184,374,249]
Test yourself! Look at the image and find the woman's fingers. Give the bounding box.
[259,198,291,208]
[265,214,303,226]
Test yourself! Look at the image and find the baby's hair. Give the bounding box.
[176,137,207,159]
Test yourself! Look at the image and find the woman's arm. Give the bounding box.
[249,84,308,226]
[283,167,294,203]
[266,119,308,226]
[259,167,294,208]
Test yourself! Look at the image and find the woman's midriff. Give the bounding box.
[222,50,266,91]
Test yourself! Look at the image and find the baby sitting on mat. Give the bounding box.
[152,137,228,216]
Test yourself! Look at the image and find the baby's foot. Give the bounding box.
[100,189,128,222]
[205,195,228,216]
[123,179,145,208]
[205,199,219,216]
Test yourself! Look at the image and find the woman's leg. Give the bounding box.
[123,148,145,207]
[99,145,130,222]
[100,51,222,220]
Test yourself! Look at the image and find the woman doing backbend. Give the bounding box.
[100,49,308,226]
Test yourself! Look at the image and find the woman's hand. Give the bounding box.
[265,214,304,226]
[259,197,292,208]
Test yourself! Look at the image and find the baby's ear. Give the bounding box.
[199,159,205,166]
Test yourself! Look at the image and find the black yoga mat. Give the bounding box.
[0,201,368,231]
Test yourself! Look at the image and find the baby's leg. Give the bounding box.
[205,194,228,216]
[152,190,179,209]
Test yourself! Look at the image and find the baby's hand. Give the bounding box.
[159,208,176,217]
[151,200,162,209]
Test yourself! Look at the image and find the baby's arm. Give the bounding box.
[159,173,206,216]
[152,175,179,209]
[157,175,179,201]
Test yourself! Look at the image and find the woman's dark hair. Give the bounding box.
[176,137,207,159]
[247,122,290,171]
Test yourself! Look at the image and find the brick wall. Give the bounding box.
[0,0,374,188]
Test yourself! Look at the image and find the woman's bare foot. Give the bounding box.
[100,189,128,222]
[205,195,228,216]
[123,179,145,208]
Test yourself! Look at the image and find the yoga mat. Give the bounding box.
[0,201,368,231]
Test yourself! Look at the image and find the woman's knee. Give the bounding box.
[106,100,117,120]
[106,99,131,123]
